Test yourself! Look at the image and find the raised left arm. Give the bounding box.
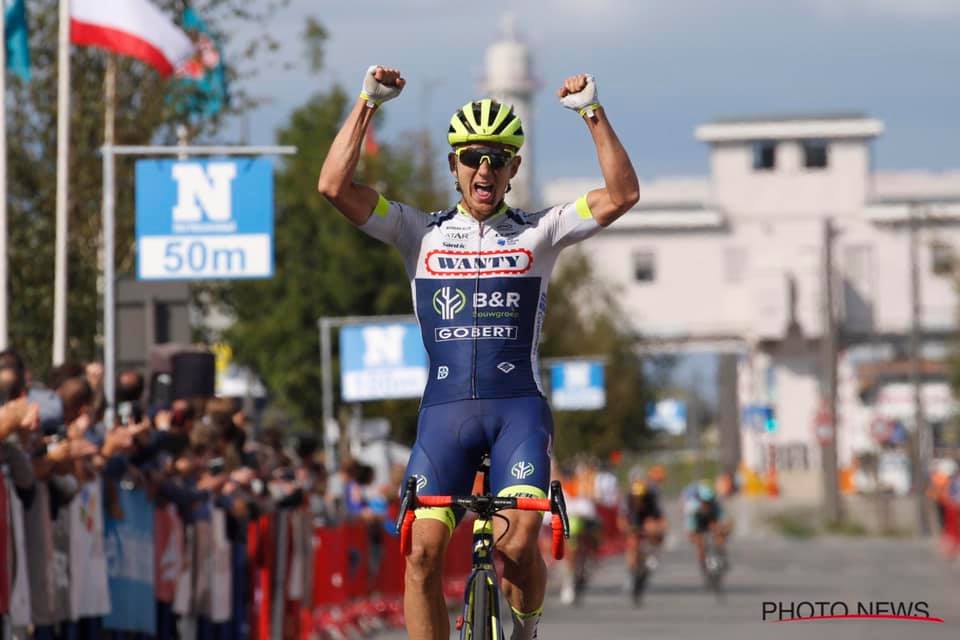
[558,74,639,226]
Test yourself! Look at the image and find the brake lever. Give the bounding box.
[396,476,418,533]
[549,480,571,538]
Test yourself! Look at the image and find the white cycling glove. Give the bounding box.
[359,65,403,107]
[559,74,600,118]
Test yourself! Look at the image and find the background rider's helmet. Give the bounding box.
[696,481,716,502]
[448,99,525,150]
[630,479,648,497]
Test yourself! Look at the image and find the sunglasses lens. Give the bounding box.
[459,148,511,170]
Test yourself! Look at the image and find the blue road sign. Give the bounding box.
[136,158,274,280]
[550,360,605,410]
[340,322,428,401]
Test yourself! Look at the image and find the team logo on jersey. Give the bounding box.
[432,287,467,320]
[497,362,516,373]
[424,249,533,277]
[511,461,535,480]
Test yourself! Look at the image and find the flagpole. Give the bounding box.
[0,4,8,350]
[53,0,70,365]
[103,53,116,416]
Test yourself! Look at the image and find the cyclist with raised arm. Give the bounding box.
[318,65,638,640]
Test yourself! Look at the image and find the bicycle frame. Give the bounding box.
[397,474,570,640]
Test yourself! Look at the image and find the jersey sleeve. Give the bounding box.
[547,194,603,248]
[358,193,429,256]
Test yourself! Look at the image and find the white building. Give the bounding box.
[483,15,536,210]
[544,113,960,499]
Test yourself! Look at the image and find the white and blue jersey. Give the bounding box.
[360,195,601,407]
[359,194,602,523]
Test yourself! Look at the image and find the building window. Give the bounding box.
[633,251,655,283]
[802,139,829,169]
[931,241,954,276]
[752,141,777,171]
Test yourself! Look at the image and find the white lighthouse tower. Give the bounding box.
[483,15,537,210]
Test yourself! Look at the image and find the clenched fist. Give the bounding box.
[360,65,406,107]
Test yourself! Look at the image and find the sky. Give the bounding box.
[223,0,960,187]
[219,0,956,406]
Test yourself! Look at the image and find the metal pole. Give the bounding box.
[109,145,297,156]
[98,54,115,369]
[0,3,8,350]
[717,353,741,480]
[820,217,842,522]
[102,144,116,427]
[53,0,71,365]
[320,318,335,473]
[909,205,931,535]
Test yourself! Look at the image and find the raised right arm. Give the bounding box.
[317,66,405,226]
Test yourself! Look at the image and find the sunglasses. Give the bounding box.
[455,146,516,170]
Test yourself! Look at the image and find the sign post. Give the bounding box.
[103,144,294,423]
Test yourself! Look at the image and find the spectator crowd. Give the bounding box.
[0,347,401,639]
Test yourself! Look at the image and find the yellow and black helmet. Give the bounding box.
[448,99,524,150]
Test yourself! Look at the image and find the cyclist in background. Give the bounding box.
[620,468,666,603]
[555,462,600,605]
[683,480,729,573]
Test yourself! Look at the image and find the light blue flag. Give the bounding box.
[5,0,30,81]
[174,6,227,118]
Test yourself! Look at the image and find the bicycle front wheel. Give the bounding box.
[465,571,496,640]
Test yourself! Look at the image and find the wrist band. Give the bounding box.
[359,91,379,108]
[578,103,600,118]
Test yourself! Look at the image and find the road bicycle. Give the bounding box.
[397,458,570,640]
[702,533,728,600]
[627,529,659,606]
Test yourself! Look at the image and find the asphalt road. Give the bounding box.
[381,534,960,640]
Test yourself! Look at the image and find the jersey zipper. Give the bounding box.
[472,221,482,399]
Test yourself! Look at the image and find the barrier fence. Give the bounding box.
[0,474,627,640]
[942,500,959,558]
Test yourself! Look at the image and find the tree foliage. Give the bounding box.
[7,0,287,377]
[539,249,655,460]
[209,86,448,437]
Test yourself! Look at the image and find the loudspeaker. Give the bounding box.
[171,351,215,400]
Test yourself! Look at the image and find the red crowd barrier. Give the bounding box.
[943,500,959,558]
[595,504,625,556]
[303,513,473,639]
[277,504,631,639]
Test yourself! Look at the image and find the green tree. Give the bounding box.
[209,59,448,437]
[7,0,287,377]
[539,249,655,460]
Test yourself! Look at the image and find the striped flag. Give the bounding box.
[70,0,193,77]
